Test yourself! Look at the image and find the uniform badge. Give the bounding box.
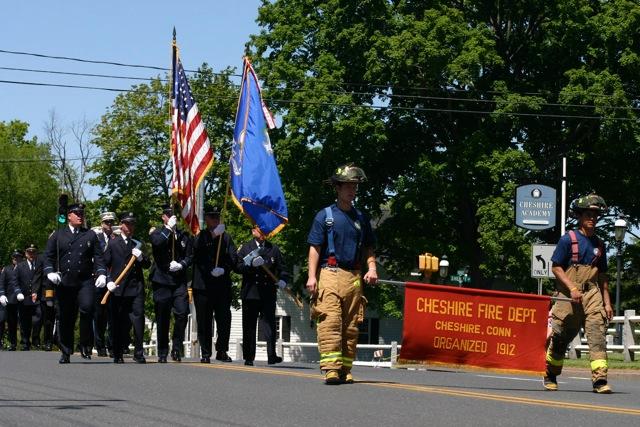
[87,241,91,247]
[354,221,361,231]
[593,247,600,256]
[181,240,186,248]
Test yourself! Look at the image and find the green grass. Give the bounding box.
[562,352,640,369]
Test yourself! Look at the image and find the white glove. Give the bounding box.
[47,272,61,285]
[211,267,225,277]
[276,280,287,290]
[213,223,225,236]
[251,256,265,267]
[0,295,7,306]
[95,274,107,288]
[17,293,25,302]
[132,247,143,260]
[167,215,177,229]
[107,281,117,292]
[169,260,183,272]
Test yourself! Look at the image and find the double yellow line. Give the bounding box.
[192,363,640,416]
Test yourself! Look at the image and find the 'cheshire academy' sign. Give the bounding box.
[515,184,556,230]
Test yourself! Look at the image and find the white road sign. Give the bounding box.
[531,244,556,278]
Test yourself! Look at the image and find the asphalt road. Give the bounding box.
[1,351,639,426]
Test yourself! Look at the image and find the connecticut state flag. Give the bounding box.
[230,57,288,237]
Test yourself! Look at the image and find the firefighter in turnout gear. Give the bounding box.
[306,164,377,384]
[544,193,613,393]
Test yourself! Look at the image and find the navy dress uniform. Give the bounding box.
[237,227,289,365]
[35,262,56,351]
[15,245,44,350]
[43,203,107,363]
[192,206,239,363]
[149,205,193,363]
[93,211,117,357]
[0,250,24,350]
[104,212,150,364]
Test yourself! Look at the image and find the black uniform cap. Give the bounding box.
[25,244,38,252]
[119,212,136,223]
[161,204,174,217]
[204,204,221,218]
[67,203,85,215]
[12,249,25,258]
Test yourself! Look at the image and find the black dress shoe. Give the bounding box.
[267,356,283,365]
[43,344,53,352]
[80,346,92,360]
[114,356,125,364]
[244,360,254,366]
[200,357,211,364]
[59,354,70,364]
[170,350,181,362]
[158,356,167,363]
[8,345,16,351]
[122,347,131,355]
[97,348,108,357]
[215,351,232,362]
[107,350,114,359]
[21,345,31,351]
[133,355,146,364]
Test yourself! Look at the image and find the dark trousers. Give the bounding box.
[152,283,188,358]
[29,302,43,346]
[3,304,19,348]
[194,288,232,357]
[242,298,277,362]
[41,301,56,347]
[18,304,40,347]
[0,306,6,346]
[56,284,95,356]
[94,288,111,351]
[109,292,145,358]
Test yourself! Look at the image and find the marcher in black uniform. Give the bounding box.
[15,244,44,350]
[104,212,150,364]
[43,203,107,363]
[93,211,116,357]
[237,226,289,366]
[149,205,193,363]
[0,250,24,351]
[192,206,238,363]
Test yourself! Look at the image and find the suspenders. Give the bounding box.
[568,230,604,266]
[324,205,365,268]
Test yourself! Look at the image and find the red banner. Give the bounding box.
[398,282,550,375]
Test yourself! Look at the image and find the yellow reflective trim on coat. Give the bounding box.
[546,352,564,367]
[590,359,608,371]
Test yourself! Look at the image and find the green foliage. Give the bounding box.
[0,121,58,263]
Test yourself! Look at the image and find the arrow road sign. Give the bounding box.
[531,244,556,278]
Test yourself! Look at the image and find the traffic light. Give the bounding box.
[418,252,439,275]
[57,194,68,224]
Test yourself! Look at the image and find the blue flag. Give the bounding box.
[230,58,288,237]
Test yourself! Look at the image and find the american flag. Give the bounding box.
[170,53,213,234]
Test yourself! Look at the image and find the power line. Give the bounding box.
[2,47,636,101]
[1,78,638,121]
[2,66,639,112]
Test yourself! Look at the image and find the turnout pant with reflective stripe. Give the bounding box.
[546,264,608,385]
[315,268,366,372]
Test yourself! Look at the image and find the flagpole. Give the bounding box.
[215,57,251,267]
[170,28,177,261]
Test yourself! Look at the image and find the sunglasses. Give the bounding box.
[103,220,115,225]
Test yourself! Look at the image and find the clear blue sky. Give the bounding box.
[1,0,262,141]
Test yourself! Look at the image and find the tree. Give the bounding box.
[246,0,640,314]
[44,110,96,202]
[0,121,58,262]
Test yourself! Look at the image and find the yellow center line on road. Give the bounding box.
[191,363,640,416]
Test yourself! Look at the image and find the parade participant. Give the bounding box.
[0,250,25,351]
[38,268,56,352]
[104,212,150,364]
[93,211,117,357]
[192,205,238,363]
[149,205,193,363]
[306,164,377,384]
[43,203,107,363]
[237,226,288,366]
[15,244,43,350]
[544,193,613,393]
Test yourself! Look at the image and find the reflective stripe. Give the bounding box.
[320,352,343,363]
[546,352,564,367]
[590,359,608,371]
[342,357,353,368]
